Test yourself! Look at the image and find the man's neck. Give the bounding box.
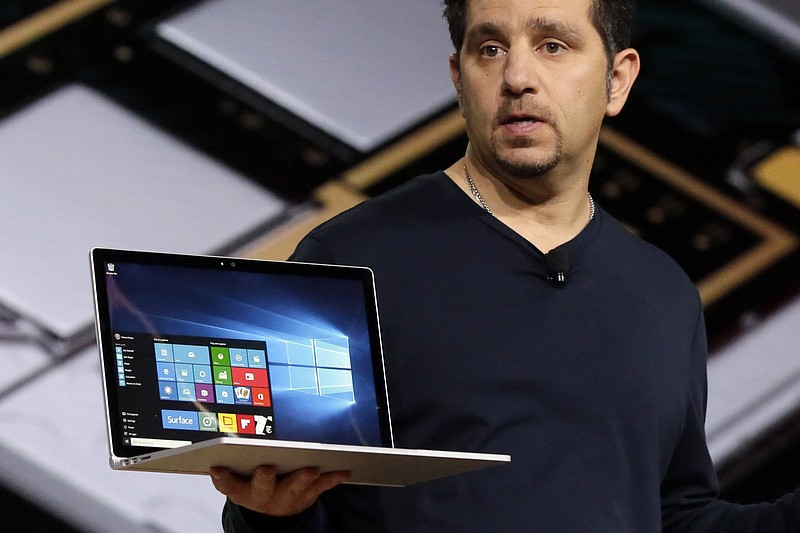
[445,159,594,253]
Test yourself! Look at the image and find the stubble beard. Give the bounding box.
[492,134,564,179]
[489,97,565,179]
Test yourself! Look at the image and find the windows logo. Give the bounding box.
[267,337,354,403]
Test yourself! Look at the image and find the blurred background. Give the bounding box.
[0,0,798,531]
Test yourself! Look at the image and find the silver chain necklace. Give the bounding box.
[464,163,595,221]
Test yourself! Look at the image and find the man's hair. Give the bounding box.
[442,0,636,66]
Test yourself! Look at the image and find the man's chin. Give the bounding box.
[495,151,561,178]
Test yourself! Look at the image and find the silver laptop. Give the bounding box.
[91,248,509,486]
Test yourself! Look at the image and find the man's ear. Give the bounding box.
[606,48,640,117]
[449,53,463,109]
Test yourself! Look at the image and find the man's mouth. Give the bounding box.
[507,118,537,126]
[502,110,544,122]
[501,114,544,131]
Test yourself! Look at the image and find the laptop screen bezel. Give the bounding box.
[90,247,393,460]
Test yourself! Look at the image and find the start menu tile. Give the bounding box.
[113,332,275,442]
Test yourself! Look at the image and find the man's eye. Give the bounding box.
[542,42,566,55]
[480,45,505,58]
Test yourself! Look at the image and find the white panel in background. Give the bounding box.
[157,0,456,152]
[0,84,286,340]
[0,347,224,533]
[0,342,49,392]
[706,293,800,464]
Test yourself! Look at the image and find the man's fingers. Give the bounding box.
[209,466,241,496]
[210,466,278,509]
[209,465,351,517]
[280,467,324,498]
[275,469,352,514]
[250,465,278,502]
[307,470,352,496]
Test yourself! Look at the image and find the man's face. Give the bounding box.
[451,0,622,181]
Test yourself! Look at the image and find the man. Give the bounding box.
[212,0,800,530]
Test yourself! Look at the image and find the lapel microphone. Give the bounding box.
[545,248,569,284]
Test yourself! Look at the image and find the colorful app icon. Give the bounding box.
[218,412,238,433]
[230,348,248,368]
[252,387,271,407]
[178,384,196,402]
[162,410,198,431]
[237,414,256,435]
[215,385,235,405]
[174,344,211,365]
[214,367,232,385]
[232,367,268,387]
[248,349,267,368]
[195,383,215,403]
[159,383,178,401]
[154,343,174,362]
[199,412,218,432]
[193,365,213,384]
[175,363,194,382]
[234,386,252,405]
[156,362,176,381]
[254,415,274,436]
[211,347,230,366]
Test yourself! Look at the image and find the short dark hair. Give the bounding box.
[442,0,636,65]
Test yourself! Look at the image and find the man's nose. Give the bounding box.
[502,47,539,96]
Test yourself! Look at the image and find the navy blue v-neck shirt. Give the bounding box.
[224,172,800,532]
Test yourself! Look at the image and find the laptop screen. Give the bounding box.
[91,249,392,459]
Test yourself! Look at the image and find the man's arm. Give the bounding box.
[661,309,800,531]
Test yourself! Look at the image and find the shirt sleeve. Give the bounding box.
[661,308,800,531]
[222,484,384,532]
[222,500,320,533]
[288,234,337,264]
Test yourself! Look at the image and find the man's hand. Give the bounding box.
[210,465,351,517]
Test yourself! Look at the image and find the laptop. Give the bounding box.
[90,248,509,486]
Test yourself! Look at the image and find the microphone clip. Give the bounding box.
[545,248,569,285]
